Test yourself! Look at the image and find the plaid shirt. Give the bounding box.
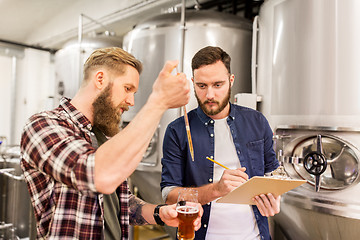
[20,98,130,239]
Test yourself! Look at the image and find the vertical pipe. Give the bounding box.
[78,14,83,90]
[179,0,186,117]
[78,14,83,46]
[251,16,259,94]
[10,179,18,238]
[9,56,17,145]
[179,0,186,72]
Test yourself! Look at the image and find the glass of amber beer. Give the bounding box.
[176,188,199,240]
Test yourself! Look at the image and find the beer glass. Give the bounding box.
[176,188,199,240]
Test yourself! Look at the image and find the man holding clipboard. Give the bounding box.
[161,46,281,240]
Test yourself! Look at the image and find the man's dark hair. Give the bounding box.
[191,46,231,74]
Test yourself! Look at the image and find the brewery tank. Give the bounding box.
[0,145,34,239]
[122,8,252,199]
[255,0,360,239]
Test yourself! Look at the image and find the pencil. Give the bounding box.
[206,157,229,169]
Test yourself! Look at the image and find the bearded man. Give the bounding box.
[160,46,281,240]
[20,47,202,239]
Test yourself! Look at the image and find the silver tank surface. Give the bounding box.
[255,0,360,239]
[123,10,252,173]
[0,146,35,239]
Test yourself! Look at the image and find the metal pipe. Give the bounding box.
[9,56,17,145]
[11,175,19,240]
[0,168,24,181]
[251,16,259,94]
[0,39,57,53]
[78,14,83,86]
[78,15,83,47]
[178,0,186,118]
[0,223,13,230]
[179,0,186,72]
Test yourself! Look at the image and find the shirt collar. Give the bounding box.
[59,97,93,131]
[196,102,235,124]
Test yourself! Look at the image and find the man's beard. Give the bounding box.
[92,84,128,137]
[195,86,231,116]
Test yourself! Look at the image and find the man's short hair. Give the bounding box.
[83,47,142,82]
[191,46,231,74]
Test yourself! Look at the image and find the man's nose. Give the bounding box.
[206,87,215,99]
[125,94,135,106]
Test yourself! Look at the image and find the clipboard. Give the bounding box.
[216,176,307,205]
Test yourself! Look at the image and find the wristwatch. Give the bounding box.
[153,204,167,226]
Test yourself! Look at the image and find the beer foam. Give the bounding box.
[176,205,199,214]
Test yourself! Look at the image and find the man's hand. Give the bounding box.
[159,203,203,231]
[150,60,190,110]
[252,193,281,217]
[214,167,248,197]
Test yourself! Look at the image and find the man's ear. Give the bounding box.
[94,71,105,90]
[230,74,235,87]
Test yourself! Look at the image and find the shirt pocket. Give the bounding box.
[246,139,265,174]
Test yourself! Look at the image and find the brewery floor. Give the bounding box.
[133,225,173,240]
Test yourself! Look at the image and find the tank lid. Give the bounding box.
[133,10,252,31]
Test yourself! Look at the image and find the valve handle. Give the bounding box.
[303,152,327,176]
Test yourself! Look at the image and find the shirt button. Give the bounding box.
[210,156,214,159]
[210,120,214,124]
[205,122,208,125]
[209,178,213,182]
[210,133,214,137]
[204,224,207,228]
[207,202,210,205]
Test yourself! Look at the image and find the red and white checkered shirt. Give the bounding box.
[20,98,130,239]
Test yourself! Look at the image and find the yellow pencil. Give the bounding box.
[206,157,229,169]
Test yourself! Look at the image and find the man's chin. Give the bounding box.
[204,110,218,116]
[205,106,219,115]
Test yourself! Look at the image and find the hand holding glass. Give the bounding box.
[176,188,199,240]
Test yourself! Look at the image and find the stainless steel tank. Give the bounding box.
[0,146,35,239]
[122,8,252,197]
[54,35,122,102]
[254,0,360,239]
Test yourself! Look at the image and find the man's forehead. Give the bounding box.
[193,73,229,84]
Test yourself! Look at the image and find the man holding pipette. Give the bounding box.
[161,46,281,240]
[20,47,204,239]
